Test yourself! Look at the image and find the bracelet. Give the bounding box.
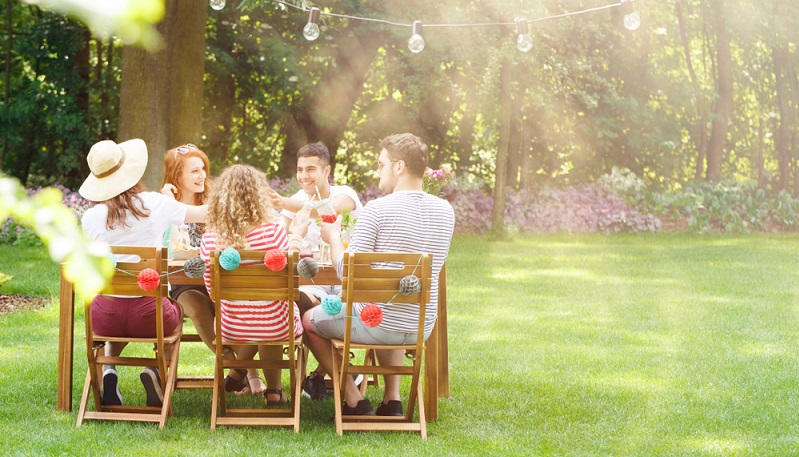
[288,241,302,251]
[288,234,303,244]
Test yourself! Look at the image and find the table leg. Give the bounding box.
[438,263,449,398]
[57,264,74,412]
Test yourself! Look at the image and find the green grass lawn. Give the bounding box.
[2,234,799,456]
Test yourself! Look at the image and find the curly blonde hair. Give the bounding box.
[206,164,276,249]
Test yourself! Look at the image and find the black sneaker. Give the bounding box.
[140,367,164,407]
[101,368,123,406]
[375,400,403,416]
[301,374,329,401]
[342,399,375,416]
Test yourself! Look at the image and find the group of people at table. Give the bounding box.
[77,133,455,419]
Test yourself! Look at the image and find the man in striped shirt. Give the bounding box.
[303,133,455,417]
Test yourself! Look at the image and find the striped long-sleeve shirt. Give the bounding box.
[200,223,303,342]
[344,190,454,334]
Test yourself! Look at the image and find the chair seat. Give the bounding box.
[93,331,181,345]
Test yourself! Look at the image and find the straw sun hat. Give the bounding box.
[79,139,148,202]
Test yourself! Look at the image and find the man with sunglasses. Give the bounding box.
[269,142,363,399]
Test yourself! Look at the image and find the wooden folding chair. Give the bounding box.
[209,250,303,431]
[76,246,181,429]
[331,252,432,438]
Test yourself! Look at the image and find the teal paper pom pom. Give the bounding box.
[219,247,241,270]
[106,251,117,268]
[321,295,342,315]
[297,257,319,279]
[183,256,205,279]
[399,275,421,295]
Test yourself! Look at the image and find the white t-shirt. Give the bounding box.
[280,185,362,244]
[82,192,188,247]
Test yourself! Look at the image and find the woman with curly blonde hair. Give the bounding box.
[199,164,304,404]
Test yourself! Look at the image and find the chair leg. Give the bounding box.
[416,376,427,439]
[76,369,92,427]
[330,345,344,436]
[158,341,180,429]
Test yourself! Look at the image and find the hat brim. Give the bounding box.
[79,139,149,202]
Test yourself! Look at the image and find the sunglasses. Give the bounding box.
[174,143,198,157]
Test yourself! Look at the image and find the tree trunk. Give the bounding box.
[519,113,534,190]
[491,57,512,237]
[118,0,206,191]
[705,0,732,181]
[1,0,12,171]
[675,0,708,180]
[773,45,790,191]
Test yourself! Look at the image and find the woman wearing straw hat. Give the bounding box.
[79,138,207,408]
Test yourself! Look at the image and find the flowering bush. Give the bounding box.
[423,168,454,196]
[1,185,89,246]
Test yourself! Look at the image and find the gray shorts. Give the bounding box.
[307,306,429,345]
[299,284,340,301]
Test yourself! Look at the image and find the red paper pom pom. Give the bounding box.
[320,214,337,224]
[360,303,383,328]
[264,249,287,271]
[137,268,161,291]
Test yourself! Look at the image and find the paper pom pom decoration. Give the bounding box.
[264,249,287,271]
[360,304,383,327]
[297,257,319,279]
[320,214,337,224]
[183,256,205,279]
[106,252,117,268]
[137,268,161,291]
[219,247,241,270]
[399,274,421,295]
[321,295,342,315]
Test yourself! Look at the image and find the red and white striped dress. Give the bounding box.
[200,223,303,343]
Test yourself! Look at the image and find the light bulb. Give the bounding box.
[303,22,320,40]
[303,7,321,41]
[624,12,641,31]
[515,18,532,53]
[210,0,225,11]
[408,20,424,53]
[516,34,533,53]
[408,34,425,53]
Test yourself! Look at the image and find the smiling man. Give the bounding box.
[269,142,363,399]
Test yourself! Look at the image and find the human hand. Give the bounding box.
[268,188,284,209]
[289,218,312,239]
[161,183,178,199]
[319,214,342,245]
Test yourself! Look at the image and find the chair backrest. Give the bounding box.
[209,249,300,340]
[210,249,298,302]
[93,245,168,338]
[341,252,432,346]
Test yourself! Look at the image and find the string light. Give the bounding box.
[408,21,425,53]
[303,7,321,41]
[210,0,226,11]
[239,1,641,52]
[515,18,533,53]
[619,0,641,31]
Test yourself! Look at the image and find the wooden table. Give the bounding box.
[57,260,450,420]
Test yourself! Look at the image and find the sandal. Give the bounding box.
[236,373,267,396]
[224,368,247,393]
[265,388,289,406]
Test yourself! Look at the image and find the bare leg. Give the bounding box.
[176,290,215,352]
[375,349,404,403]
[297,292,329,377]
[259,345,287,403]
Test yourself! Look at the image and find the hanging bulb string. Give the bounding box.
[113,267,188,278]
[270,0,634,29]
